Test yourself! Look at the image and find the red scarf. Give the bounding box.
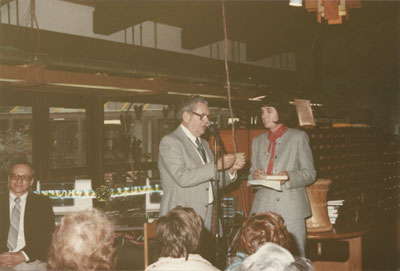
[266,124,287,175]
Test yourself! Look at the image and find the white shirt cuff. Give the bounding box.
[20,251,29,262]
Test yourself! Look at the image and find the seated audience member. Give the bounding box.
[146,206,220,271]
[286,257,314,271]
[0,159,55,269]
[239,242,313,271]
[226,212,291,271]
[47,208,116,271]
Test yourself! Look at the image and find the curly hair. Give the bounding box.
[176,95,208,121]
[47,208,116,271]
[156,206,203,259]
[240,212,291,255]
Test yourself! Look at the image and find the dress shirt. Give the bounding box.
[9,192,29,261]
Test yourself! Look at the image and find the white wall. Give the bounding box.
[0,0,295,71]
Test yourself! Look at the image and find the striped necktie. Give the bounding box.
[195,138,207,163]
[7,197,21,251]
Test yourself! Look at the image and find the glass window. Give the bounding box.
[104,102,175,165]
[49,107,86,169]
[0,106,33,187]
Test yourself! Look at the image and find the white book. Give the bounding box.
[327,206,340,210]
[328,209,338,215]
[248,176,286,192]
[328,200,345,206]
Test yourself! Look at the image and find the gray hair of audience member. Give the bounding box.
[156,206,203,259]
[286,257,314,271]
[238,242,295,271]
[176,95,208,121]
[47,208,116,271]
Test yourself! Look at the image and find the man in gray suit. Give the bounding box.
[158,95,245,232]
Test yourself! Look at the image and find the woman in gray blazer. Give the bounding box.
[249,95,316,257]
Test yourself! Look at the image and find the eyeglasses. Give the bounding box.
[191,111,210,121]
[9,174,32,182]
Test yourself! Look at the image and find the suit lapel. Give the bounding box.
[176,126,206,166]
[201,138,214,163]
[24,192,33,234]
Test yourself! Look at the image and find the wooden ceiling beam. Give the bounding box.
[0,64,261,101]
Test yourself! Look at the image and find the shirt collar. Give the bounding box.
[9,191,28,201]
[180,124,197,144]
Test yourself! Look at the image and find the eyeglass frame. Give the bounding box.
[9,174,33,182]
[190,111,210,121]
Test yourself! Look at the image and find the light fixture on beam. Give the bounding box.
[289,0,303,7]
[47,82,153,93]
[305,0,361,24]
[167,92,227,100]
[248,95,266,101]
[0,78,24,82]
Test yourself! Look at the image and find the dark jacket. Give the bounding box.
[0,192,55,262]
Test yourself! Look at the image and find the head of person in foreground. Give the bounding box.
[156,206,203,259]
[47,208,116,271]
[240,212,291,255]
[239,242,313,271]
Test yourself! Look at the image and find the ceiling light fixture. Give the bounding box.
[248,95,266,101]
[289,0,303,7]
[47,82,152,93]
[0,78,24,82]
[167,92,227,99]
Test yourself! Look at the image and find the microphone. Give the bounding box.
[207,120,217,127]
[207,121,220,138]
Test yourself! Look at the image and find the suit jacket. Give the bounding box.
[158,125,233,220]
[0,191,55,262]
[249,128,316,220]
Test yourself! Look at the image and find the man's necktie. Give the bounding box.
[195,138,207,163]
[7,197,21,251]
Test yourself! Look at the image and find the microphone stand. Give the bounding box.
[210,124,226,269]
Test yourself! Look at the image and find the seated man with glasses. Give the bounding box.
[0,158,55,269]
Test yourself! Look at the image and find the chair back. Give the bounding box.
[144,219,158,269]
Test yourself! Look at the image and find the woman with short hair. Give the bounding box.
[226,212,291,271]
[146,206,219,271]
[249,94,316,256]
[47,209,116,271]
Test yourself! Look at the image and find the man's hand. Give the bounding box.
[0,252,25,267]
[229,156,246,174]
[217,154,235,170]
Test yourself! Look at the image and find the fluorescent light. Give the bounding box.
[248,95,266,101]
[0,78,24,82]
[289,0,303,7]
[47,83,152,93]
[104,119,121,125]
[168,92,227,99]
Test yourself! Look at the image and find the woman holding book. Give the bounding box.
[248,94,316,256]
